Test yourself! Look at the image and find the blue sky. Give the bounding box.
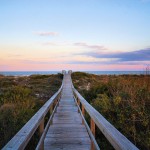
[0,0,150,71]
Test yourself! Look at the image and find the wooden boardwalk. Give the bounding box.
[3,71,139,150]
[44,73,91,150]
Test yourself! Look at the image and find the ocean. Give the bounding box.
[0,71,146,76]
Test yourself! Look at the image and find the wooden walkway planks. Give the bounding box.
[44,74,91,150]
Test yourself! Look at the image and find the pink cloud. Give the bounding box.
[74,42,107,50]
[34,31,59,36]
[42,42,57,46]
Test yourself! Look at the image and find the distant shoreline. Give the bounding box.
[0,71,146,76]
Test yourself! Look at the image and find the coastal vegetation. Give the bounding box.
[0,72,149,149]
[0,74,62,148]
[72,72,150,150]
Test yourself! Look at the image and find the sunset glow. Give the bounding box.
[0,0,150,71]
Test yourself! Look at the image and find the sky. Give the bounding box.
[0,0,150,71]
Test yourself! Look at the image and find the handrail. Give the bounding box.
[36,92,60,150]
[3,77,64,150]
[73,95,100,150]
[72,86,139,150]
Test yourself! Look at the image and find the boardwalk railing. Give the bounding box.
[2,76,64,150]
[72,85,139,150]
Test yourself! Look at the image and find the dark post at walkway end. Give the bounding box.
[68,70,72,75]
[62,70,66,75]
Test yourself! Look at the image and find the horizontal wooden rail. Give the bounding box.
[36,96,60,150]
[72,87,139,150]
[3,81,64,150]
[74,95,100,150]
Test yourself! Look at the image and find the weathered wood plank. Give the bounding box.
[54,113,79,117]
[46,132,89,138]
[56,109,78,112]
[57,107,77,110]
[44,144,91,150]
[47,127,87,133]
[53,120,82,124]
[53,118,82,122]
[49,124,85,128]
[44,137,91,145]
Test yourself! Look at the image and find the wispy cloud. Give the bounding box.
[42,41,71,46]
[8,54,22,57]
[74,42,107,50]
[34,31,59,37]
[0,65,11,68]
[21,59,69,64]
[66,59,117,65]
[0,65,11,70]
[42,42,58,46]
[79,48,150,62]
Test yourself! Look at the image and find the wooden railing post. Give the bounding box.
[77,99,80,113]
[50,104,54,124]
[57,94,61,106]
[39,120,44,150]
[91,118,95,150]
[54,100,57,112]
[75,95,77,105]
[39,140,44,150]
[82,105,85,124]
[50,103,53,115]
[39,119,44,137]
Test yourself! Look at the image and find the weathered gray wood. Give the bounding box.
[53,120,82,124]
[57,107,78,111]
[46,125,89,131]
[53,117,81,121]
[73,87,139,150]
[44,73,92,150]
[39,119,44,136]
[44,144,91,150]
[44,137,91,145]
[48,124,86,128]
[36,95,60,150]
[74,96,100,150]
[46,132,89,138]
[91,118,96,150]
